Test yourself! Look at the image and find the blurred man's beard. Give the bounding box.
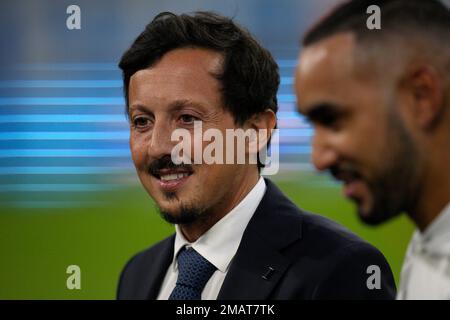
[359,112,422,225]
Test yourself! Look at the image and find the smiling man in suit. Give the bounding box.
[116,11,396,300]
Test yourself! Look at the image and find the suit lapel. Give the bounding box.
[145,235,175,299]
[217,179,303,299]
[217,229,292,299]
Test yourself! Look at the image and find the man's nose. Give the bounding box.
[311,131,338,171]
[147,120,176,159]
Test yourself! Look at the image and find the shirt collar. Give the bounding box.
[411,201,450,255]
[172,177,266,273]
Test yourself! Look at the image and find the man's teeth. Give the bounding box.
[160,173,190,182]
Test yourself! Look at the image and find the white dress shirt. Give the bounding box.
[157,177,266,300]
[397,202,450,300]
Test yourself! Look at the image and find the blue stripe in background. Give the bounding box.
[0,149,130,157]
[0,80,123,88]
[0,166,131,174]
[0,97,125,105]
[0,115,126,122]
[0,132,130,140]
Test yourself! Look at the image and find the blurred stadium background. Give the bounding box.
[3,0,440,299]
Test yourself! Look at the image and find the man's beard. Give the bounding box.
[359,114,422,225]
[158,199,208,225]
[330,110,422,225]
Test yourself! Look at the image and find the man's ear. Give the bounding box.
[402,65,445,130]
[245,109,277,154]
[247,109,277,131]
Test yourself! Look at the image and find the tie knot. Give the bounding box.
[169,247,217,300]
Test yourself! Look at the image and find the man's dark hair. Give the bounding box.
[119,11,279,125]
[303,0,450,46]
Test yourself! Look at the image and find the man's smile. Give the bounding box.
[150,167,194,192]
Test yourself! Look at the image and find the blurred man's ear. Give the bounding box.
[403,65,445,130]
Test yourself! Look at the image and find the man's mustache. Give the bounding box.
[330,163,361,182]
[148,155,194,175]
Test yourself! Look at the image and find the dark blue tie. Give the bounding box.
[168,247,217,300]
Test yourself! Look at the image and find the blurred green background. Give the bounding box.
[0,172,414,299]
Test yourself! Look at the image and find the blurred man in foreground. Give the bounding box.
[116,11,395,300]
[295,0,450,299]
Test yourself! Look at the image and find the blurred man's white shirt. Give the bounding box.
[397,202,450,300]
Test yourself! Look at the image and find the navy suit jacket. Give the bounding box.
[117,179,396,299]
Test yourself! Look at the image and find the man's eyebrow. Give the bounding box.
[300,102,346,122]
[128,104,152,115]
[128,99,208,115]
[167,99,208,113]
